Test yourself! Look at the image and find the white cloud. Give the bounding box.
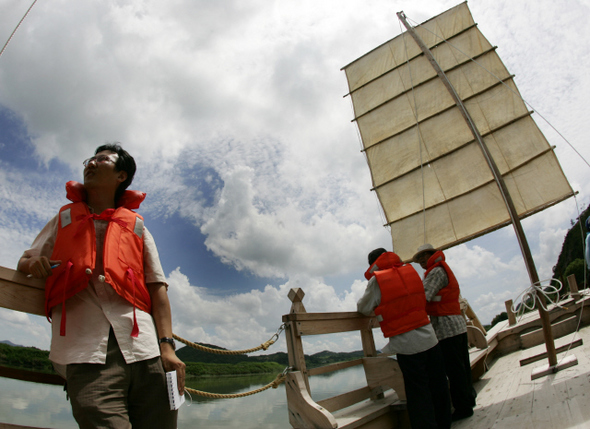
[167,267,370,354]
[199,165,383,278]
[0,309,51,349]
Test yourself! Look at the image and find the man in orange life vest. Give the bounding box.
[413,244,476,422]
[357,248,451,429]
[18,143,185,429]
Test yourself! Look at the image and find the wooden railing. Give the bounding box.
[0,266,45,316]
[0,266,64,386]
[282,288,410,429]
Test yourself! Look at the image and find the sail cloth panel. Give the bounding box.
[342,2,574,261]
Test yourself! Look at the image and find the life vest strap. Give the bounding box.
[60,261,74,336]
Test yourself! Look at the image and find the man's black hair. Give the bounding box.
[368,248,387,266]
[95,142,136,203]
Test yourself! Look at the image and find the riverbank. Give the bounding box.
[0,342,284,378]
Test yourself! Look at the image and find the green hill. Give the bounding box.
[176,342,363,369]
[0,340,365,378]
[552,203,590,291]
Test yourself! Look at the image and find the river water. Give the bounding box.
[0,365,367,428]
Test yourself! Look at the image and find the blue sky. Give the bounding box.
[1,0,589,355]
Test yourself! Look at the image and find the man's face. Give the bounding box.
[415,253,432,270]
[83,150,126,192]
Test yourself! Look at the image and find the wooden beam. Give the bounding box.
[0,365,64,386]
[0,266,45,316]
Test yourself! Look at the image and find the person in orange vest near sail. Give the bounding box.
[18,143,185,429]
[413,243,476,422]
[357,248,451,429]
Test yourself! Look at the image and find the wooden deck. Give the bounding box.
[454,319,590,428]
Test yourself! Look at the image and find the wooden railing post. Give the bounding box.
[461,297,487,335]
[285,288,310,391]
[567,274,580,299]
[505,299,517,326]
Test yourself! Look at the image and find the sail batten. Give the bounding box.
[342,2,574,261]
[358,73,517,153]
[379,144,568,222]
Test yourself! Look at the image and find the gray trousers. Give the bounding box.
[66,329,178,429]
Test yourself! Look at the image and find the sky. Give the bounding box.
[0,0,589,357]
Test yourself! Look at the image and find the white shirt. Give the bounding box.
[22,212,167,373]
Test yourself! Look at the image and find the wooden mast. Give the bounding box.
[397,11,559,368]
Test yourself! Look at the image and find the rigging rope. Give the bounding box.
[173,324,285,355]
[0,0,38,60]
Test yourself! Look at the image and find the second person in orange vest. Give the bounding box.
[413,244,476,422]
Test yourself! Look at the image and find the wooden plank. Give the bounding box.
[467,325,488,349]
[0,366,64,386]
[285,371,338,429]
[307,358,362,376]
[0,424,52,429]
[520,338,583,366]
[520,315,579,349]
[283,311,365,322]
[531,354,578,380]
[284,322,309,391]
[331,390,404,429]
[0,266,45,316]
[360,327,377,357]
[317,386,372,413]
[295,317,375,336]
[362,357,406,401]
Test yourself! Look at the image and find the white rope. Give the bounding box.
[510,278,564,320]
[0,0,39,60]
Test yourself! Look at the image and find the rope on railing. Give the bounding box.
[184,367,290,399]
[174,325,289,398]
[173,324,285,355]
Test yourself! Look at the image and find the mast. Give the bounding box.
[397,12,559,368]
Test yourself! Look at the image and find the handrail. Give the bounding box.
[0,266,45,316]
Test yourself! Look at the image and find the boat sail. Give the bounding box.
[342,1,576,372]
[342,1,574,263]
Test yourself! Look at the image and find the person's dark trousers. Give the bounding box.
[439,332,476,415]
[66,329,178,429]
[397,344,451,429]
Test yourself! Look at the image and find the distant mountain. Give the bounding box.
[1,340,23,347]
[176,342,364,368]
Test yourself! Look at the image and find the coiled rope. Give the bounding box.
[511,278,565,320]
[174,325,289,398]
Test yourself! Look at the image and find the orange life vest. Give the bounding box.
[369,252,430,338]
[45,181,150,337]
[424,250,461,316]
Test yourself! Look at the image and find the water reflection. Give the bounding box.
[0,365,366,429]
[0,377,77,429]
